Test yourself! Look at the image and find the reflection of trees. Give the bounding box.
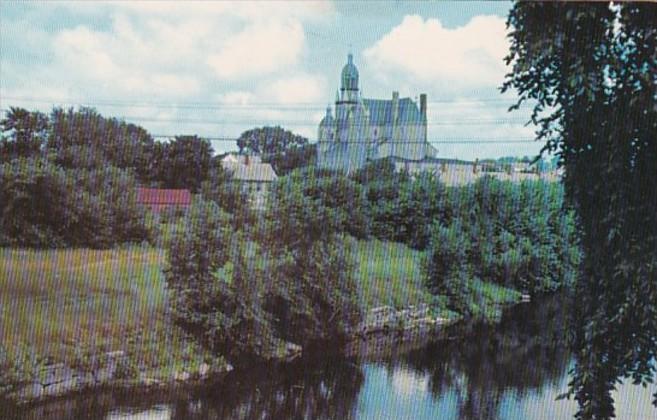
[404,294,571,420]
[170,358,364,419]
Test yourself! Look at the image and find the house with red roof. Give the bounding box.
[136,188,192,213]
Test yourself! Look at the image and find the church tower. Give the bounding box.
[336,53,359,120]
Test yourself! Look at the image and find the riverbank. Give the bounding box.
[0,241,522,406]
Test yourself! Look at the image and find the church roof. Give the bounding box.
[363,98,423,125]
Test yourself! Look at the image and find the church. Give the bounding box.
[317,53,437,172]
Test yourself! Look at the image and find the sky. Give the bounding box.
[0,0,543,160]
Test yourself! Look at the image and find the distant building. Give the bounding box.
[221,154,278,209]
[136,188,192,213]
[317,53,437,173]
[390,157,560,186]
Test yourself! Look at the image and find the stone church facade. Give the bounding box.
[317,54,437,172]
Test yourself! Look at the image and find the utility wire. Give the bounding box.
[1,95,527,109]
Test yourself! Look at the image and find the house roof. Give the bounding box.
[222,161,278,182]
[136,188,192,205]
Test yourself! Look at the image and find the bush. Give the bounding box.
[353,159,445,248]
[0,157,150,248]
[424,177,581,304]
[165,185,363,362]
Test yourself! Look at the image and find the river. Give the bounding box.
[5,294,655,419]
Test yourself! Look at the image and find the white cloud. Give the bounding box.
[265,74,326,104]
[364,15,508,89]
[207,20,305,80]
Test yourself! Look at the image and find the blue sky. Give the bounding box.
[1,1,541,159]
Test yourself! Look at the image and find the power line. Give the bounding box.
[1,108,530,127]
[151,135,537,145]
[1,95,527,110]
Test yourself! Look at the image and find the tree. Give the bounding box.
[236,126,314,175]
[48,107,154,174]
[155,135,213,193]
[504,2,657,418]
[0,108,49,162]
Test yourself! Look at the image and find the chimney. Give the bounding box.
[420,94,427,119]
[392,91,399,123]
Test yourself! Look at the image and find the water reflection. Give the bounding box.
[8,294,655,419]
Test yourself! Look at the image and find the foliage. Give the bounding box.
[504,2,657,417]
[149,135,213,193]
[200,161,255,228]
[0,345,44,397]
[353,158,446,249]
[47,107,154,176]
[236,126,314,175]
[423,177,581,312]
[0,157,150,248]
[262,178,362,346]
[166,185,362,361]
[277,167,370,238]
[0,107,49,162]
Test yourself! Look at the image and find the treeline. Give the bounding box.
[272,161,579,310]
[0,107,247,247]
[167,160,580,361]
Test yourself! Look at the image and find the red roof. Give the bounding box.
[136,188,192,206]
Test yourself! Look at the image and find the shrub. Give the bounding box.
[0,158,151,248]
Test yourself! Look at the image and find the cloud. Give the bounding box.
[207,20,305,80]
[264,74,326,104]
[364,15,509,89]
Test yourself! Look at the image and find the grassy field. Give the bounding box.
[352,239,521,318]
[1,239,521,370]
[353,239,433,310]
[0,246,209,373]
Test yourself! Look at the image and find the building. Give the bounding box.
[221,154,278,209]
[136,188,192,213]
[317,53,437,173]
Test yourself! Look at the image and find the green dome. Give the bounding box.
[341,53,359,91]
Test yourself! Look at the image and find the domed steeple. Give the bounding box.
[341,53,359,91]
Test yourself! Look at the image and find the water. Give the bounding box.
[5,295,656,419]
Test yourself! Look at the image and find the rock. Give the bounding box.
[142,377,162,387]
[75,372,96,388]
[93,367,113,384]
[18,382,43,400]
[198,363,210,377]
[42,378,78,397]
[174,371,190,381]
[284,343,302,361]
[39,363,69,386]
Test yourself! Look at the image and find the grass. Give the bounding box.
[352,239,522,320]
[1,238,522,375]
[353,239,433,310]
[0,246,213,375]
[468,278,523,321]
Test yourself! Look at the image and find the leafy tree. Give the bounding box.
[352,159,445,248]
[201,158,255,229]
[236,126,314,175]
[48,107,154,175]
[280,168,370,238]
[504,2,657,417]
[423,177,580,313]
[0,108,49,162]
[0,158,149,248]
[154,135,213,193]
[263,177,362,346]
